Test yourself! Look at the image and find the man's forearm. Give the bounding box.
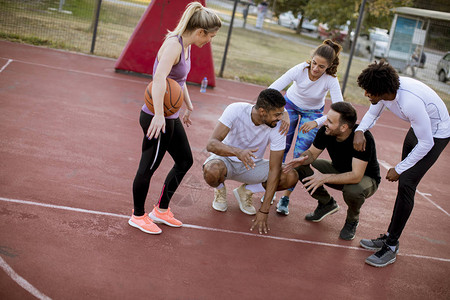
[300,150,316,165]
[323,171,362,185]
[206,139,240,157]
[261,168,280,212]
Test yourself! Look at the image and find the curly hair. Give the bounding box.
[357,60,400,96]
[307,39,342,77]
[255,88,286,111]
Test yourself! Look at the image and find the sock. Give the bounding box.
[216,183,224,190]
[388,245,397,252]
[246,183,265,193]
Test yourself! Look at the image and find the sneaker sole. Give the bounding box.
[260,195,275,205]
[365,256,396,268]
[306,205,340,222]
[276,208,289,216]
[128,219,162,234]
[359,241,383,251]
[340,233,356,241]
[233,189,256,215]
[149,213,182,228]
[212,201,227,212]
[339,222,359,240]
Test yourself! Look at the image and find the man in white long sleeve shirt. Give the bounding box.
[355,61,450,267]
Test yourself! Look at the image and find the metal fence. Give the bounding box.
[0,0,147,58]
[1,0,449,104]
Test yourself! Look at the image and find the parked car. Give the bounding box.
[278,11,317,32]
[300,17,318,32]
[278,11,299,30]
[318,22,349,43]
[368,28,389,58]
[436,51,450,82]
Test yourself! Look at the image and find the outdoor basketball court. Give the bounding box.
[0,40,449,299]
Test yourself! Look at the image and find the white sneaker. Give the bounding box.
[233,184,256,215]
[260,192,276,204]
[212,186,228,212]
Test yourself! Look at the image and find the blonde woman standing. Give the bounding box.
[129,2,221,234]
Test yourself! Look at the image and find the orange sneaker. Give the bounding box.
[128,212,162,234]
[149,206,183,227]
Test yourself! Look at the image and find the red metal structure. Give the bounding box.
[114,0,216,87]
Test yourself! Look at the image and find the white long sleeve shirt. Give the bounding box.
[356,77,450,174]
[269,62,343,126]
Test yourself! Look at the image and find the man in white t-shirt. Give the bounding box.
[355,61,450,267]
[203,89,299,234]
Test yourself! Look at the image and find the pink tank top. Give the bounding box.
[142,35,191,119]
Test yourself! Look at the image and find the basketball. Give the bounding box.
[144,78,184,117]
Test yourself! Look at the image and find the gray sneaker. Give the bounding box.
[360,234,388,251]
[276,196,290,216]
[305,198,339,222]
[365,242,399,267]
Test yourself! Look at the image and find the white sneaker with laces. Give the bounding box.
[233,184,256,215]
[212,186,228,212]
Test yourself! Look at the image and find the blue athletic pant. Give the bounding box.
[283,96,324,192]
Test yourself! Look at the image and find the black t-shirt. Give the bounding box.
[313,125,381,185]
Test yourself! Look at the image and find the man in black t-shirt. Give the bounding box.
[283,102,380,240]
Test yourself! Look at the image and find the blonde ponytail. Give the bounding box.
[166,2,221,39]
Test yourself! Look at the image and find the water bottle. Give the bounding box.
[200,77,208,93]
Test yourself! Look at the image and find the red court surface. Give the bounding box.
[0,40,449,299]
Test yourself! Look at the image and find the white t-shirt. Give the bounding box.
[269,62,343,126]
[357,76,450,174]
[219,103,286,162]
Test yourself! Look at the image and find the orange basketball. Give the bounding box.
[144,78,184,117]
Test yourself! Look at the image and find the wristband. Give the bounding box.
[258,209,269,214]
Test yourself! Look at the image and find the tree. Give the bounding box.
[303,0,412,49]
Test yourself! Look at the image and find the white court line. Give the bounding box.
[0,59,13,73]
[0,56,145,84]
[0,256,52,300]
[378,160,449,217]
[1,196,449,263]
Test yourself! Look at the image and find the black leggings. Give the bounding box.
[386,128,449,245]
[132,111,193,216]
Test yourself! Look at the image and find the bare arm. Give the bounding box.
[251,149,284,234]
[206,122,258,170]
[303,158,368,194]
[283,145,323,173]
[260,150,284,212]
[147,39,181,139]
[321,158,367,185]
[182,84,193,127]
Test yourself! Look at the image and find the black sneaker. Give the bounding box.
[305,198,339,222]
[360,234,388,251]
[339,220,359,240]
[365,242,399,267]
